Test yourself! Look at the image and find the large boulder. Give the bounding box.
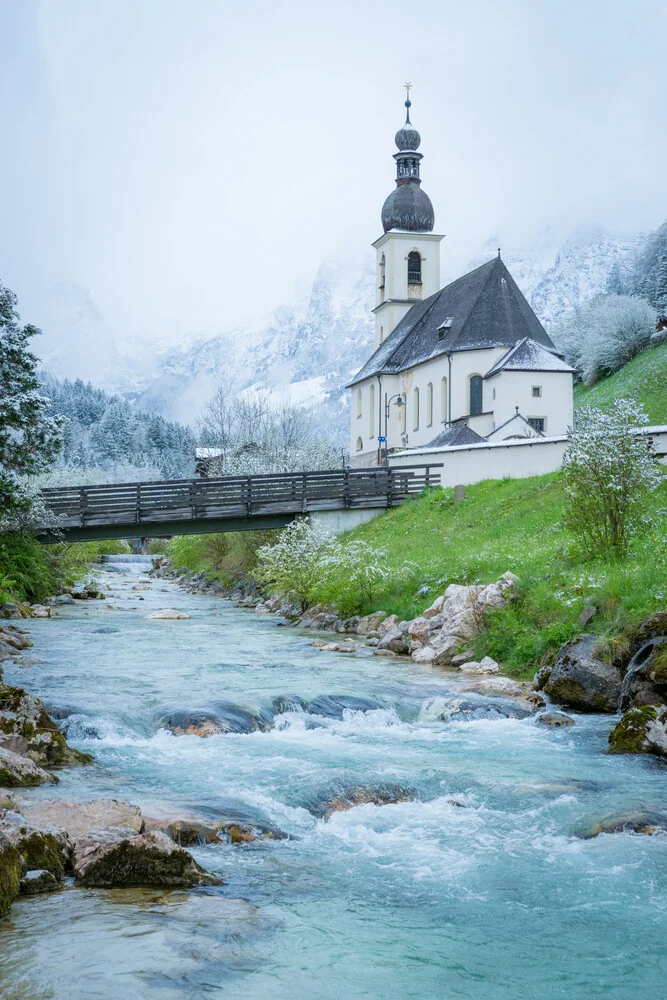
[312,786,414,821]
[72,827,222,887]
[376,631,410,655]
[0,683,93,768]
[409,574,517,666]
[608,704,667,756]
[355,611,388,635]
[157,702,269,737]
[0,832,21,916]
[0,810,71,876]
[618,638,667,711]
[18,798,143,838]
[576,810,667,838]
[0,747,58,787]
[543,635,622,712]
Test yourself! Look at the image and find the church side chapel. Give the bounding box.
[348,87,575,467]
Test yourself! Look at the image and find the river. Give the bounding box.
[0,557,665,999]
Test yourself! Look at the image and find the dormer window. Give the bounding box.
[438,317,453,341]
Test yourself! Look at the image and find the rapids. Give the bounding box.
[0,560,665,999]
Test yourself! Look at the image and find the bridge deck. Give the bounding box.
[37,465,441,542]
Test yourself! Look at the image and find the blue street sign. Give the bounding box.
[377,435,386,442]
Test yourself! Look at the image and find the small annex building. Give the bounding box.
[348,91,575,466]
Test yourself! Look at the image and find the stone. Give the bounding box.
[608,704,667,757]
[376,631,410,655]
[462,676,526,699]
[536,711,575,727]
[355,611,388,635]
[459,656,500,675]
[19,869,61,894]
[408,617,431,641]
[364,638,379,647]
[72,827,222,887]
[577,810,667,838]
[423,596,444,619]
[378,614,400,633]
[19,799,143,838]
[578,605,597,628]
[0,603,24,619]
[0,747,58,787]
[314,786,414,821]
[47,594,75,606]
[410,645,436,664]
[0,811,71,876]
[144,609,190,619]
[373,649,397,657]
[157,703,268,737]
[319,642,355,653]
[0,683,92,768]
[618,638,667,711]
[0,832,21,915]
[544,635,622,713]
[450,650,474,667]
[29,605,51,618]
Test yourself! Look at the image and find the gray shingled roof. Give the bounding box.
[484,337,575,378]
[425,423,487,448]
[348,256,555,387]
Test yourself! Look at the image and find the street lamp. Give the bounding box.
[381,393,404,466]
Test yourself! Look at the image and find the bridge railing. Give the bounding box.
[38,464,442,531]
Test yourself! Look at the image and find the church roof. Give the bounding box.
[348,256,555,387]
[424,423,487,448]
[484,337,575,378]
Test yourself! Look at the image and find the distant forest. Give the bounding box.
[40,374,196,484]
[608,218,667,312]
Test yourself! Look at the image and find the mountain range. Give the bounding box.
[38,225,648,435]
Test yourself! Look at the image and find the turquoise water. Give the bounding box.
[1,564,666,999]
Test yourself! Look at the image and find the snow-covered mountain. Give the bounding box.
[39,225,649,431]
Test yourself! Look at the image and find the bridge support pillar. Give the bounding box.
[308,508,383,538]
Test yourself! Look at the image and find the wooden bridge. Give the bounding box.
[36,465,441,543]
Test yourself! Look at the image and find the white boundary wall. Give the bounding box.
[388,425,667,488]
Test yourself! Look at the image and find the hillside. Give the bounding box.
[342,472,667,678]
[573,341,667,423]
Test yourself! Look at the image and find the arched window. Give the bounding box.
[407,251,422,284]
[441,376,448,422]
[469,375,483,416]
[356,388,362,419]
[379,255,386,301]
[426,382,433,426]
[369,383,375,438]
[400,393,407,434]
[356,436,363,452]
[413,387,420,430]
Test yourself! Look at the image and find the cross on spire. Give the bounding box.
[403,81,412,122]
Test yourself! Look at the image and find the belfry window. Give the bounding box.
[469,375,483,416]
[407,251,422,284]
[379,255,386,300]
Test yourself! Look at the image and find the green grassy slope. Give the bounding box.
[574,342,667,423]
[344,474,667,677]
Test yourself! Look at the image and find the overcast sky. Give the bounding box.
[2,0,666,345]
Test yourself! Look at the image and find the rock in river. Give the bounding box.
[607,704,667,757]
[0,747,58,788]
[618,638,667,711]
[20,869,61,895]
[73,827,222,887]
[18,798,143,838]
[543,635,622,712]
[536,712,575,727]
[0,832,21,915]
[145,609,190,620]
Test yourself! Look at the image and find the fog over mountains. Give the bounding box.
[38,225,647,435]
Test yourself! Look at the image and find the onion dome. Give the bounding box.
[381,90,434,233]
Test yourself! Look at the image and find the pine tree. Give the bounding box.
[0,283,64,523]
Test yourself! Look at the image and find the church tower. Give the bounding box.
[373,87,444,349]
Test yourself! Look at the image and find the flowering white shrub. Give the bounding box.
[552,294,656,385]
[254,518,330,610]
[562,399,663,556]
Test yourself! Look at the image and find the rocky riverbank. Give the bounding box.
[159,558,667,762]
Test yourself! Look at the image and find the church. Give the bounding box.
[348,91,575,467]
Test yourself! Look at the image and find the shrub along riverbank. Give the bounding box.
[0,535,129,606]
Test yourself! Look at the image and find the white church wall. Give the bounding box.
[490,370,574,436]
[389,436,569,485]
[373,231,443,348]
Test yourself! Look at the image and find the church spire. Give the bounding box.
[381,85,435,233]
